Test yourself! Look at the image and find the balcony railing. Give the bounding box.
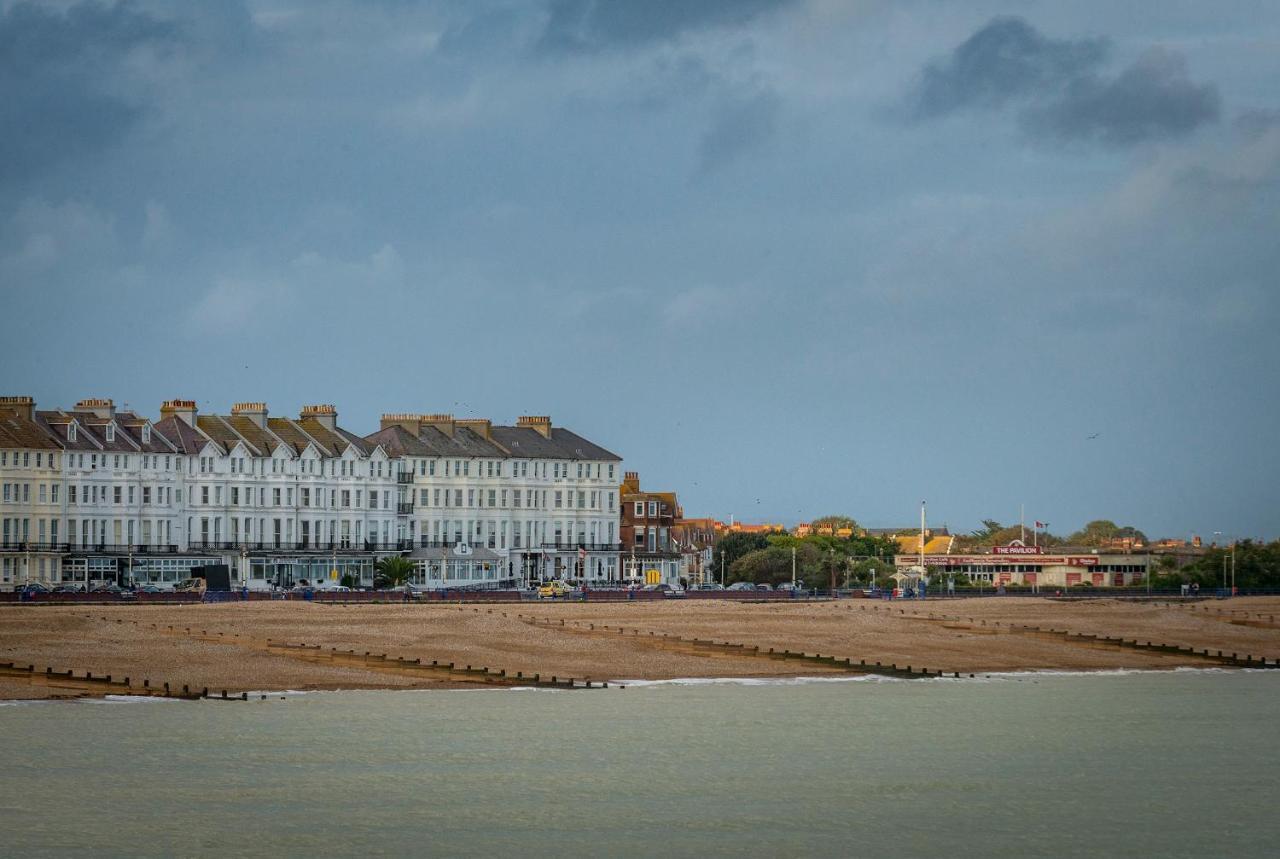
[540,542,623,552]
[364,540,415,552]
[397,503,415,515]
[396,472,414,484]
[1,542,72,553]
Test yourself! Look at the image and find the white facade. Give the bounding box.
[2,399,625,590]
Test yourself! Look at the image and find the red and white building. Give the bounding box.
[895,540,1150,587]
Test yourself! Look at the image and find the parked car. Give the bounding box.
[696,583,725,590]
[17,582,51,595]
[537,581,572,599]
[727,581,755,591]
[137,585,163,594]
[755,583,773,591]
[52,584,84,594]
[643,583,685,596]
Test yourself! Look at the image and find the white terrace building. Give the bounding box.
[1,397,624,591]
[366,413,622,588]
[1,396,398,589]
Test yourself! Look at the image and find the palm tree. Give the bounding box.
[374,555,414,588]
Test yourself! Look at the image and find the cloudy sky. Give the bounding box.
[2,0,1278,539]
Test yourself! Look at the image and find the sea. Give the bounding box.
[1,670,1277,857]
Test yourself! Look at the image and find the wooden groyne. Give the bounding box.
[851,604,1280,669]
[514,613,959,680]
[77,613,606,691]
[1,659,207,700]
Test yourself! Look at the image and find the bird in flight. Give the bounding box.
[1087,433,1100,439]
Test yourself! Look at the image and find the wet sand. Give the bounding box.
[3,597,1279,699]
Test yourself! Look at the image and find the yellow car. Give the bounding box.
[537,581,572,599]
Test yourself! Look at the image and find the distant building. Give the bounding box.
[793,522,856,539]
[673,516,718,586]
[717,520,784,535]
[895,539,1150,587]
[619,472,681,585]
[1,395,623,591]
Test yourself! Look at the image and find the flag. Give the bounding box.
[1035,521,1046,528]
[579,547,587,560]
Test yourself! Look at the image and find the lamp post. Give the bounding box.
[1213,531,1225,593]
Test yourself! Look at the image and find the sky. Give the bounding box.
[2,0,1278,540]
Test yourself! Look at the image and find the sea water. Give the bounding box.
[1,670,1277,857]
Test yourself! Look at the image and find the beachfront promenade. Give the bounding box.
[3,597,1279,700]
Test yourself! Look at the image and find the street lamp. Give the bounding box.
[1213,531,1225,593]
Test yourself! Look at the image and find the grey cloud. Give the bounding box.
[910,16,1218,146]
[910,16,1108,118]
[696,87,780,176]
[1026,48,1220,146]
[0,1,178,187]
[538,0,793,53]
[1236,108,1280,137]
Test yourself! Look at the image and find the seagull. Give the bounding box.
[1087,433,1100,439]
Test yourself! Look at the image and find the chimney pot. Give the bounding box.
[231,402,269,428]
[161,399,198,426]
[517,415,552,438]
[75,398,116,420]
[300,404,337,431]
[0,396,35,422]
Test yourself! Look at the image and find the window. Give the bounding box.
[105,424,115,442]
[648,501,658,516]
[142,424,150,444]
[113,486,122,504]
[634,502,644,517]
[555,491,563,509]
[68,423,77,442]
[202,486,209,505]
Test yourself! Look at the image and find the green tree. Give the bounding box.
[729,543,832,588]
[374,555,414,588]
[1067,520,1148,547]
[1177,541,1280,590]
[712,532,772,578]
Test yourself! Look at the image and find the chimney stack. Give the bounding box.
[160,399,197,426]
[76,398,116,420]
[456,418,492,440]
[232,402,269,428]
[300,404,337,431]
[0,396,35,422]
[517,415,552,438]
[422,413,455,438]
[623,471,641,493]
[380,413,422,434]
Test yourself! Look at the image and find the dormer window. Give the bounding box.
[105,424,115,442]
[68,423,77,442]
[142,424,151,444]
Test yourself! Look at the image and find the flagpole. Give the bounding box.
[919,501,926,573]
[1020,504,1025,544]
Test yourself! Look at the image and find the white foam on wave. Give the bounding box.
[611,674,910,688]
